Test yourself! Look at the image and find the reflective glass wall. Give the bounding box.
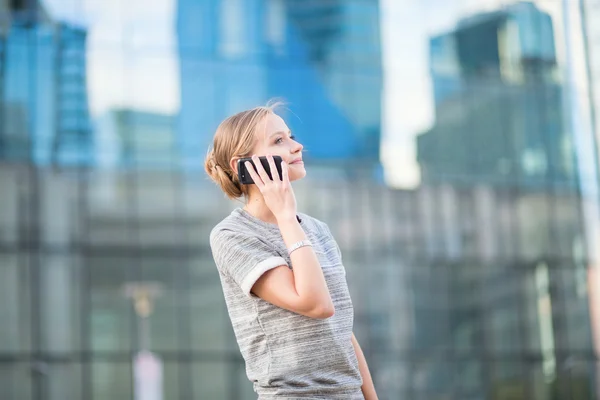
[1,0,599,399]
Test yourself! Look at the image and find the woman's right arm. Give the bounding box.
[244,155,334,319]
[251,215,334,319]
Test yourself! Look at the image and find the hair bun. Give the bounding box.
[204,149,243,199]
[206,151,218,174]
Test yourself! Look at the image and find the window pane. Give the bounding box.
[0,254,32,353]
[89,257,135,353]
[189,256,234,352]
[40,254,82,353]
[91,362,132,400]
[47,363,83,400]
[192,361,230,399]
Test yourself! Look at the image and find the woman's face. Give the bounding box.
[250,113,306,182]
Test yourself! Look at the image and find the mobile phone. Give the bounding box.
[237,155,284,185]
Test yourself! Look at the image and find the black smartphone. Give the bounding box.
[237,155,284,185]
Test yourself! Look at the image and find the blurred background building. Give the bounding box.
[0,0,599,399]
[419,2,575,187]
[1,0,92,165]
[176,0,382,174]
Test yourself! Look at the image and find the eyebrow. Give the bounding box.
[269,130,292,138]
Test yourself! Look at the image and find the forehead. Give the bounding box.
[257,113,289,140]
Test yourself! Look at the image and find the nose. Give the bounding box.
[291,139,303,154]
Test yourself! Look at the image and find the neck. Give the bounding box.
[244,191,278,224]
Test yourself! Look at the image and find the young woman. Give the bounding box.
[205,103,378,399]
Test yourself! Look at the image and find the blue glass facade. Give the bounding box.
[1,9,92,165]
[176,0,382,167]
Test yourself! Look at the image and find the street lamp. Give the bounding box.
[123,281,164,400]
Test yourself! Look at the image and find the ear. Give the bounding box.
[230,157,239,175]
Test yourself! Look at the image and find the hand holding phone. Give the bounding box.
[239,155,297,222]
[237,155,284,185]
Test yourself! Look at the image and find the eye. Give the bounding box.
[274,134,295,144]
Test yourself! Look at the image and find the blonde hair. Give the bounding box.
[205,101,283,199]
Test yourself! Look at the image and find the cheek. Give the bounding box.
[252,144,268,155]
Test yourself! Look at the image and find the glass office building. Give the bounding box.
[419,3,574,187]
[0,0,599,399]
[176,0,382,168]
[0,6,92,165]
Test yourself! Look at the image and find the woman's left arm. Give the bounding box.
[351,332,378,400]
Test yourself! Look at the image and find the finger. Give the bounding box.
[267,155,280,181]
[253,155,271,183]
[281,161,289,183]
[244,161,264,187]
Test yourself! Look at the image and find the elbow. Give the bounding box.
[307,302,335,319]
[316,304,335,319]
[293,294,335,319]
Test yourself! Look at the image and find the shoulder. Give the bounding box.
[298,213,334,239]
[210,210,251,245]
[209,208,275,249]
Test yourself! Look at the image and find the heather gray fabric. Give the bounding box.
[209,208,363,399]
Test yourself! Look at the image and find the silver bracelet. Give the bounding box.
[287,240,312,256]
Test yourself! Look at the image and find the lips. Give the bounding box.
[290,159,303,164]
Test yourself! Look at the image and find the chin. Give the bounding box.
[289,166,307,182]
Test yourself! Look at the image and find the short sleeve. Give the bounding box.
[210,229,288,297]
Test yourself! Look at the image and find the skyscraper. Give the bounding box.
[418,2,575,187]
[0,2,92,165]
[175,0,382,169]
[413,3,595,397]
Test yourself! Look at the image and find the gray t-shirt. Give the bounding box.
[209,208,363,399]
